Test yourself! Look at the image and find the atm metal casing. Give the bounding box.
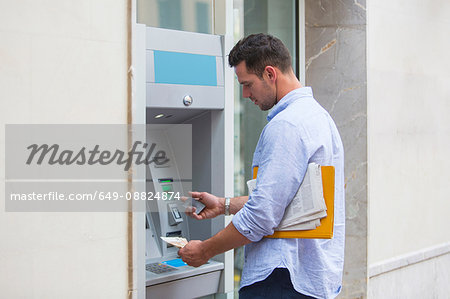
[140,26,230,299]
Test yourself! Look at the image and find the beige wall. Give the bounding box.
[0,0,129,298]
[368,0,450,264]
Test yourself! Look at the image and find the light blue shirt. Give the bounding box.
[232,87,345,299]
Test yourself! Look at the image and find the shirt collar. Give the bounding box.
[267,87,313,122]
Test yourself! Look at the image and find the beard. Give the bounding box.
[259,99,276,111]
[257,80,277,111]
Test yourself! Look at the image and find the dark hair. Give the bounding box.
[228,33,292,77]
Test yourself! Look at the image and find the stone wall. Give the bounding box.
[305,0,367,297]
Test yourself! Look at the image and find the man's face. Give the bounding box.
[235,61,277,111]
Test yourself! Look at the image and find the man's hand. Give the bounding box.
[179,223,252,268]
[178,240,210,267]
[182,191,224,220]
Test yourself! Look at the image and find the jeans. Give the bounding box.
[238,268,316,299]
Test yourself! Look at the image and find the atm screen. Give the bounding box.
[161,184,173,192]
[159,178,174,198]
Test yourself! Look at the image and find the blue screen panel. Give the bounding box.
[154,50,217,86]
[162,258,187,268]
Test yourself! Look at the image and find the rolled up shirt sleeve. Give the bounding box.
[232,120,311,242]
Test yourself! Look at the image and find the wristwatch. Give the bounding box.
[224,197,231,216]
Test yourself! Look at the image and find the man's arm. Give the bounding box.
[178,222,251,267]
[228,195,248,215]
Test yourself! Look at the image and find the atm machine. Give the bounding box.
[138,26,232,298]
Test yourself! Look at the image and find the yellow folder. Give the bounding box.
[252,166,335,239]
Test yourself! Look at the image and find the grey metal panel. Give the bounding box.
[146,83,224,110]
[146,27,222,56]
[210,110,226,263]
[146,270,222,298]
[216,57,224,86]
[187,112,212,241]
[146,50,154,83]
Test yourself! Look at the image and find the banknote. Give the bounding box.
[160,236,188,248]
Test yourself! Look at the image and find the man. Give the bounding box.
[178,33,345,299]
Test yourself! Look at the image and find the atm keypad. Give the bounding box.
[146,263,178,274]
